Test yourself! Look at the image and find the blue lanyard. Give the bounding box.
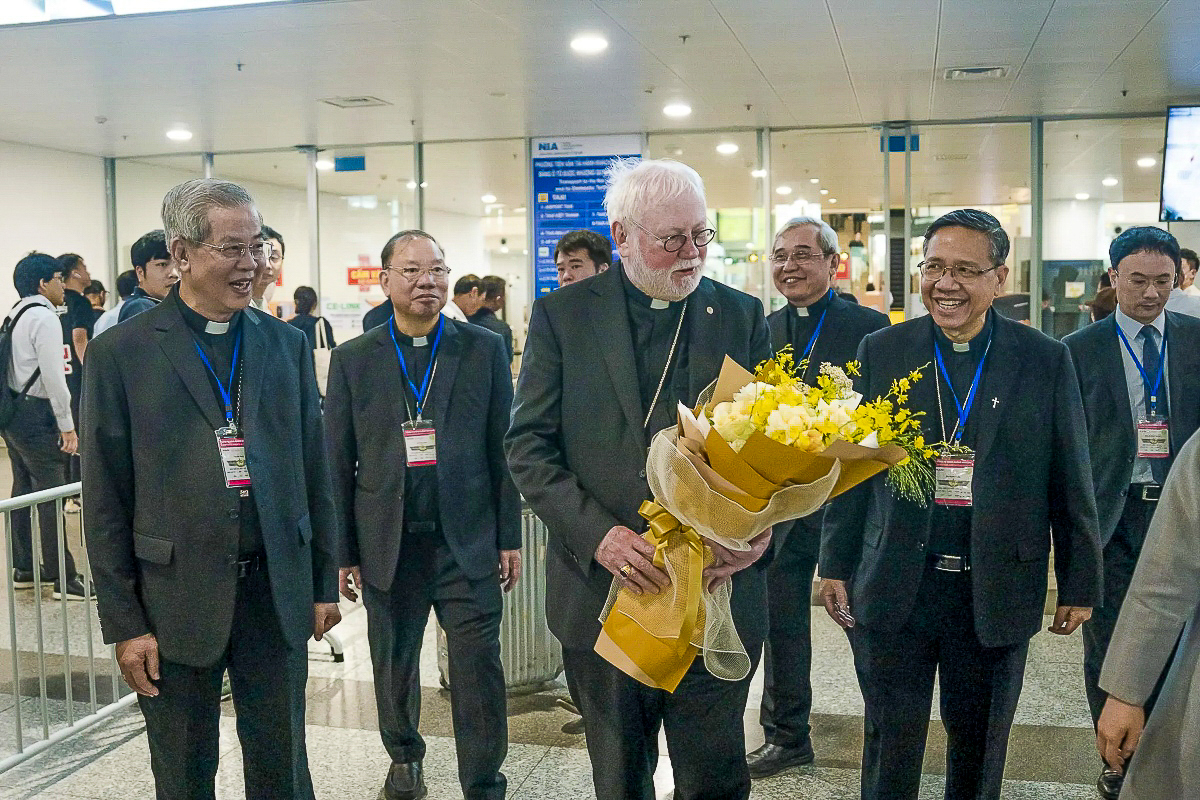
[934,332,992,444]
[801,289,835,361]
[1116,323,1167,416]
[193,329,242,428]
[389,316,444,418]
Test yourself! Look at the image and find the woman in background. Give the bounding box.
[287,285,335,351]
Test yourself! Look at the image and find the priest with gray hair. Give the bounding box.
[506,158,772,800]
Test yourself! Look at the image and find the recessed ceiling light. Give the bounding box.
[828,198,838,204]
[663,103,692,118]
[513,206,526,213]
[420,181,428,188]
[1137,156,1157,168]
[166,127,192,142]
[481,193,497,203]
[1102,177,1119,187]
[776,186,793,196]
[314,159,334,171]
[570,34,608,55]
[500,245,510,254]
[751,169,767,178]
[819,188,829,195]
[809,178,820,184]
[745,242,756,249]
[716,142,739,155]
[1075,192,1090,201]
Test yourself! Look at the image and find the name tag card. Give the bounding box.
[402,421,437,466]
[216,432,251,488]
[1136,418,1170,459]
[934,454,974,507]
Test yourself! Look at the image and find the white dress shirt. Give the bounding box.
[442,299,468,322]
[1113,307,1168,484]
[7,295,74,432]
[1166,287,1200,318]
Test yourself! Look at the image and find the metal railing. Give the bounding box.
[0,481,137,774]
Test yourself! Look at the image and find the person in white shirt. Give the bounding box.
[2,253,86,599]
[1181,248,1200,297]
[93,269,137,338]
[1165,250,1200,318]
[251,225,284,312]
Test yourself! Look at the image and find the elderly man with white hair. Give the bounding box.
[506,158,772,800]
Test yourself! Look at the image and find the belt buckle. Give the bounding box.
[933,554,969,573]
[1141,484,1161,502]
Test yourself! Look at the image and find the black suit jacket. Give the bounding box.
[324,317,520,590]
[820,313,1102,648]
[81,300,339,668]
[1063,311,1200,546]
[505,268,772,651]
[470,308,514,364]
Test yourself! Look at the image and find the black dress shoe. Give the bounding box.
[12,569,53,589]
[52,575,91,601]
[379,761,427,800]
[1097,766,1124,799]
[746,741,815,779]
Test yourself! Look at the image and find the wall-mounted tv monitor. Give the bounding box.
[1161,106,1200,221]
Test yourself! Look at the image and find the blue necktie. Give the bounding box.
[1140,325,1168,483]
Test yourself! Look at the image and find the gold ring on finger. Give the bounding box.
[620,564,634,577]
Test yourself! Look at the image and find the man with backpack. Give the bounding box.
[2,252,86,599]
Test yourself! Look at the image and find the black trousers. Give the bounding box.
[2,396,75,580]
[759,515,820,748]
[852,566,1029,800]
[137,567,313,800]
[65,377,81,485]
[563,644,758,800]
[361,530,507,800]
[1083,494,1169,731]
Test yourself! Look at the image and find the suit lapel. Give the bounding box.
[239,310,267,434]
[428,319,462,427]
[686,279,723,401]
[154,302,227,431]
[972,315,1021,467]
[585,268,643,430]
[767,307,788,354]
[1098,315,1137,442]
[1165,313,1199,453]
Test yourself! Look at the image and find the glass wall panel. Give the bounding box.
[423,139,528,360]
[770,128,886,314]
[115,154,204,281]
[1041,117,1169,338]
[212,151,312,320]
[906,123,1032,321]
[314,146,417,343]
[646,131,765,301]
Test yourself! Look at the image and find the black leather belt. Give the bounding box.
[405,521,438,534]
[233,553,265,578]
[930,553,970,572]
[1132,484,1161,502]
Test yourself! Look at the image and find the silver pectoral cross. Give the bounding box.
[991,397,999,409]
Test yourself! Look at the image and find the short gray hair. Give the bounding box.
[161,179,261,245]
[774,217,838,254]
[604,158,706,226]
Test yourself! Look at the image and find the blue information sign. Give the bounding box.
[531,135,642,297]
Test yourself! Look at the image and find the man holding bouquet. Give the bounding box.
[748,217,890,778]
[506,158,772,800]
[819,208,1102,800]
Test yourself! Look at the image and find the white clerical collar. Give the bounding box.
[952,341,969,352]
[796,306,809,317]
[412,335,428,347]
[649,298,671,310]
[205,319,230,334]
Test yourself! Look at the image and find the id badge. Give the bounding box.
[215,429,251,488]
[934,453,974,507]
[402,420,437,467]
[1136,417,1170,459]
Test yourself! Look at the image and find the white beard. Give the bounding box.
[624,247,703,302]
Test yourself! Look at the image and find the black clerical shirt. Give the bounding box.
[785,289,835,382]
[172,288,264,557]
[927,310,995,557]
[390,318,442,540]
[620,265,691,445]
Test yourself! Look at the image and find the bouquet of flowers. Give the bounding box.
[595,348,933,691]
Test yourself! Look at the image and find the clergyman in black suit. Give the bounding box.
[82,179,341,800]
[1062,225,1200,800]
[818,209,1102,800]
[747,217,890,779]
[325,230,520,800]
[506,158,773,800]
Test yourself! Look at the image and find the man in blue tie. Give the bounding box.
[1063,225,1200,800]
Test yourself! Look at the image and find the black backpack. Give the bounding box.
[0,303,45,429]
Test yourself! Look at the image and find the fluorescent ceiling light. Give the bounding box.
[1136,156,1157,168]
[1102,177,1119,187]
[662,103,692,119]
[828,198,838,204]
[751,169,767,178]
[819,188,829,195]
[513,206,526,213]
[406,180,417,189]
[810,178,820,184]
[776,186,793,196]
[481,193,497,203]
[570,34,608,55]
[166,127,193,142]
[314,159,334,171]
[715,142,739,155]
[1075,192,1090,201]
